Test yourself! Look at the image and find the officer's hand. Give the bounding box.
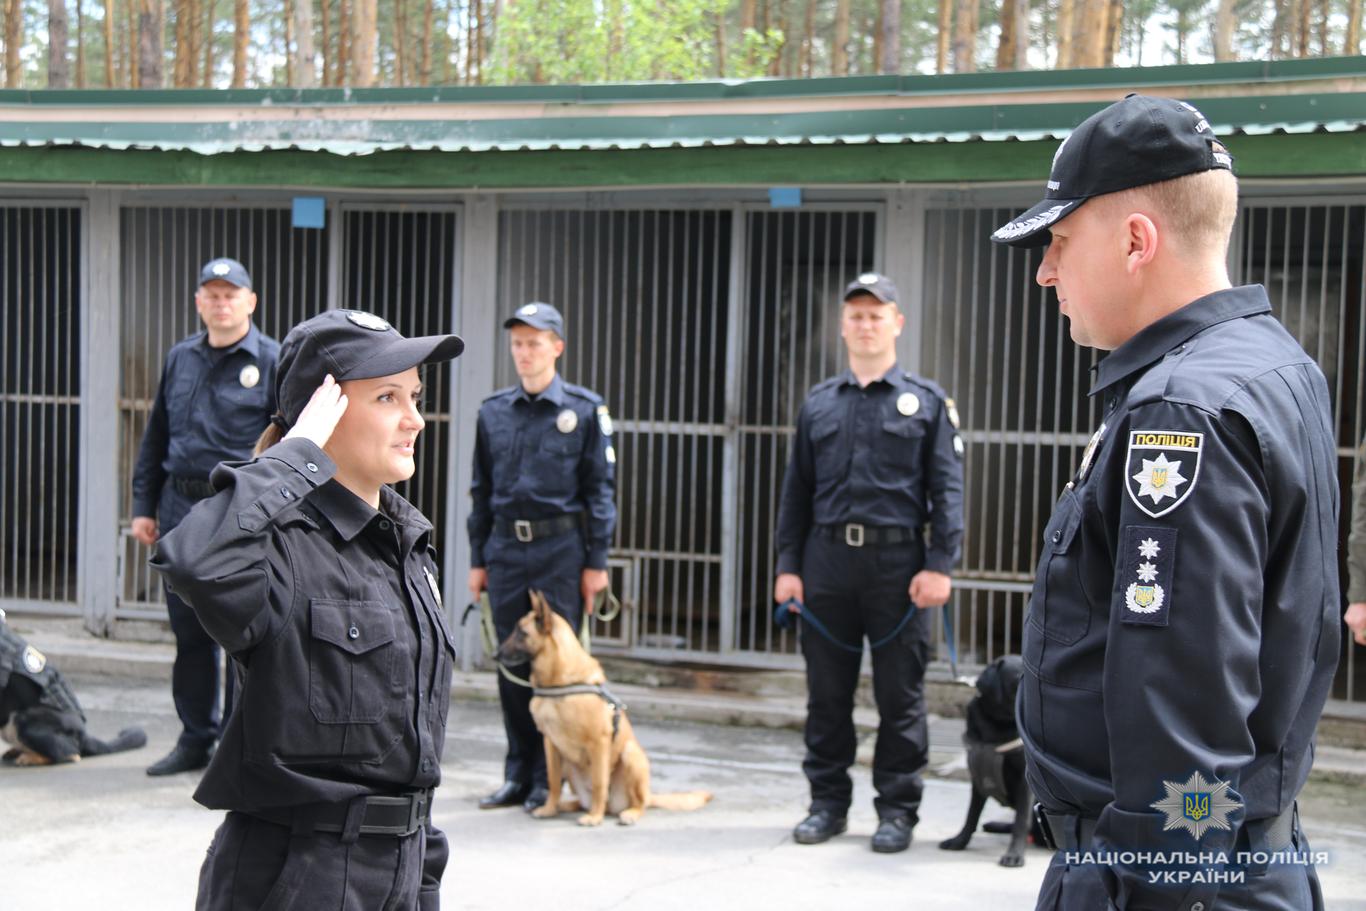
[1346,602,1366,647]
[581,568,609,615]
[284,374,349,450]
[131,516,158,547]
[909,570,951,608]
[468,568,488,602]
[774,573,804,608]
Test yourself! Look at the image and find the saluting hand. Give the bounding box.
[284,374,349,450]
[909,570,951,609]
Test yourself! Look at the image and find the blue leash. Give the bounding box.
[776,598,961,677]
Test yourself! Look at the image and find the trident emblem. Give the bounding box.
[1150,468,1168,489]
[1184,794,1210,822]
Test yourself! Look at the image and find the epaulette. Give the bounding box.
[563,383,604,406]
[481,385,520,404]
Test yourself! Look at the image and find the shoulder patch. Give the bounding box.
[1125,430,1203,518]
[22,644,46,674]
[596,404,613,437]
[1120,526,1176,627]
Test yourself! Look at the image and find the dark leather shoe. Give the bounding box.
[871,816,913,853]
[522,786,550,813]
[479,781,529,809]
[792,810,847,845]
[145,743,212,776]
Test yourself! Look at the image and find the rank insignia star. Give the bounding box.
[1138,538,1160,559]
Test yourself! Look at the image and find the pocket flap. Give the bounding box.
[811,419,840,442]
[882,417,927,439]
[310,599,395,655]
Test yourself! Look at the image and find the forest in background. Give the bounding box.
[2,0,1361,90]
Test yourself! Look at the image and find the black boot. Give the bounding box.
[871,816,913,854]
[479,781,529,809]
[146,743,213,776]
[522,786,550,813]
[793,810,847,845]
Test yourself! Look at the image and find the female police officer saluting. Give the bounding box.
[151,309,463,910]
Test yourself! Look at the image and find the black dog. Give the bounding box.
[938,654,1034,867]
[0,610,147,766]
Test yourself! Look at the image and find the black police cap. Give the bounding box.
[843,272,899,304]
[503,301,565,337]
[199,257,252,290]
[991,94,1235,248]
[275,310,464,426]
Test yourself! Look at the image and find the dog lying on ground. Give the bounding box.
[0,610,147,766]
[938,654,1034,867]
[495,591,713,826]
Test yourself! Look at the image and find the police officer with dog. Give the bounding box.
[131,257,278,776]
[774,273,964,854]
[468,302,617,813]
[993,94,1340,909]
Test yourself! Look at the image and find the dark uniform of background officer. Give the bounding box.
[774,274,964,854]
[131,257,278,776]
[992,95,1340,909]
[468,302,617,812]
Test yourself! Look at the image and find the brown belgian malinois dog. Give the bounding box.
[495,591,713,826]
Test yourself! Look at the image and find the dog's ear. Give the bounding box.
[530,590,552,634]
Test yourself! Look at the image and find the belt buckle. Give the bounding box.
[845,523,865,547]
[514,520,534,543]
[405,792,423,834]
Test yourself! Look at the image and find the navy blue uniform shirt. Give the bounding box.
[1020,285,1341,907]
[132,324,280,519]
[776,364,965,575]
[467,374,617,569]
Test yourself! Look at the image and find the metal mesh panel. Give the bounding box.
[496,209,730,653]
[1237,202,1366,703]
[0,205,82,615]
[339,206,459,552]
[734,209,878,658]
[117,205,329,618]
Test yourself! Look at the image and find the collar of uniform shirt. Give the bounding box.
[1089,285,1273,397]
[835,364,903,389]
[195,321,263,358]
[513,372,566,406]
[306,478,432,550]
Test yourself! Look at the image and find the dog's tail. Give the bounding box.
[647,790,713,811]
[79,726,149,757]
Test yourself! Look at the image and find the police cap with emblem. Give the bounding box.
[198,257,253,291]
[991,94,1235,248]
[275,310,464,425]
[503,301,565,338]
[842,272,898,305]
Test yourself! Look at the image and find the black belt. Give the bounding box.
[813,523,918,548]
[1035,801,1295,855]
[252,790,432,838]
[494,513,580,543]
[171,475,216,500]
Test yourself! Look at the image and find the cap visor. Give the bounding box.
[502,315,560,332]
[342,334,465,381]
[990,197,1085,248]
[842,288,893,304]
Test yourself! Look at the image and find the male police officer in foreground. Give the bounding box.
[993,95,1339,909]
[131,258,279,776]
[774,274,964,854]
[468,302,616,812]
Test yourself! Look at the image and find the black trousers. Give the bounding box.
[486,529,585,789]
[799,534,931,823]
[197,811,448,910]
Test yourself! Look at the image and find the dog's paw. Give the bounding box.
[938,836,970,851]
[999,853,1025,868]
[531,805,559,819]
[618,809,642,826]
[576,814,604,827]
[13,751,52,767]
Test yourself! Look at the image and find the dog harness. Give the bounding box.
[531,682,628,740]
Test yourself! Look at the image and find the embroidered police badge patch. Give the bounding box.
[1125,430,1202,518]
[239,364,260,389]
[596,404,613,437]
[556,409,578,434]
[23,644,46,674]
[1121,525,1176,627]
[346,311,390,332]
[896,393,920,416]
[945,398,960,429]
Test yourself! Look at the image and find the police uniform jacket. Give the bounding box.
[150,437,455,813]
[467,374,616,569]
[776,365,964,576]
[1348,435,1366,603]
[132,324,280,526]
[1020,285,1340,907]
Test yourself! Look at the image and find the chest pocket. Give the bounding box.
[1027,488,1089,646]
[878,415,929,472]
[810,417,846,481]
[530,425,584,497]
[215,370,271,441]
[308,599,397,724]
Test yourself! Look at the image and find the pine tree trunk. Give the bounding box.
[76,0,86,86]
[1214,0,1235,59]
[1347,0,1362,53]
[880,0,899,73]
[1105,0,1122,63]
[172,0,190,86]
[339,0,351,83]
[1013,0,1029,68]
[351,0,375,85]
[1074,0,1106,67]
[872,0,883,72]
[420,0,432,84]
[395,0,407,84]
[1316,0,1329,54]
[231,0,246,86]
[293,0,313,85]
[138,0,162,86]
[103,0,115,85]
[201,0,214,85]
[4,0,20,87]
[951,0,976,72]
[834,0,850,74]
[996,0,1016,69]
[1296,0,1309,55]
[1056,0,1074,67]
[715,9,725,75]
[935,0,950,72]
[740,0,755,66]
[284,0,294,84]
[49,0,71,88]
[127,0,138,84]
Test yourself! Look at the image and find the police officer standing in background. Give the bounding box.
[774,273,964,854]
[468,302,616,812]
[992,95,1339,909]
[1346,435,1366,647]
[131,257,279,776]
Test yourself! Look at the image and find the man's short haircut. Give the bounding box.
[1101,168,1239,257]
